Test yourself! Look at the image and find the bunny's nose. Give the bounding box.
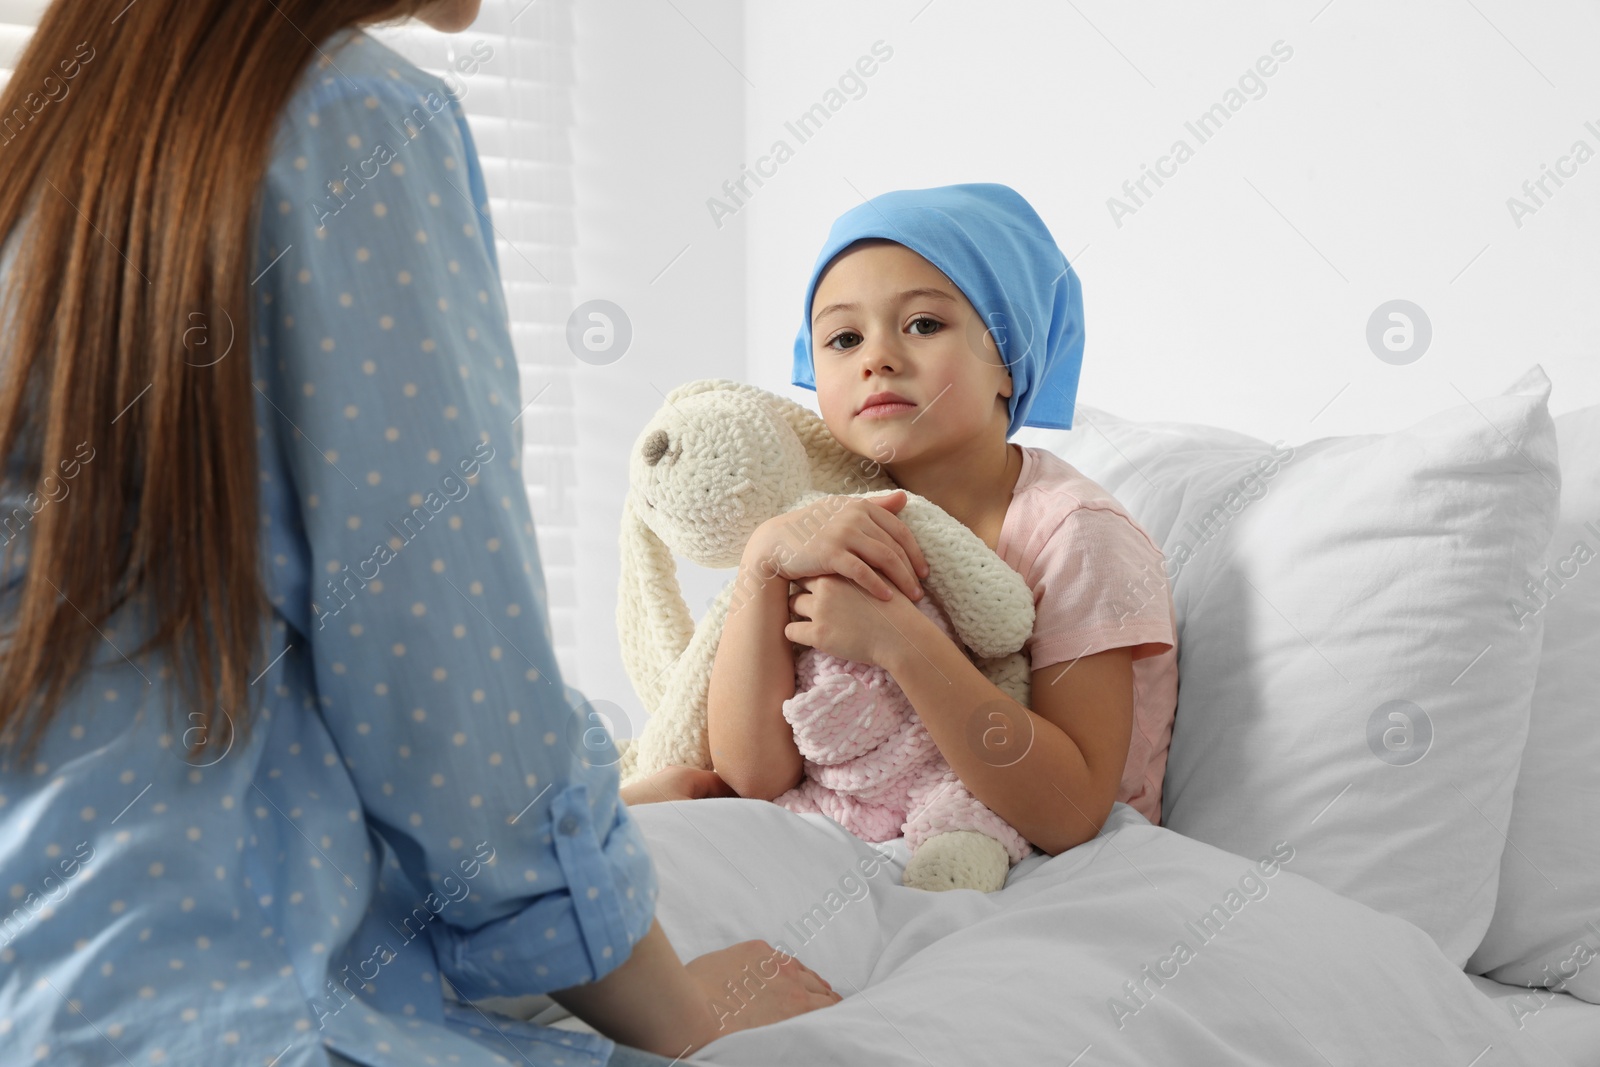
[642,429,670,466]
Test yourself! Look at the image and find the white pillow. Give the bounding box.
[1014,364,1561,967]
[1467,401,1600,1002]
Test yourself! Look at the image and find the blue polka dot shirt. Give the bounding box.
[0,28,657,1067]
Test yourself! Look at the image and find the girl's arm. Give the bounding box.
[882,623,1135,857]
[706,531,805,801]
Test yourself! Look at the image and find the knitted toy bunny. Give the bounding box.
[614,379,1037,891]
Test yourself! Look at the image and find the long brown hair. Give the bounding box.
[0,0,434,768]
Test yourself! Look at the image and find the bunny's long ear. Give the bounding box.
[616,491,695,715]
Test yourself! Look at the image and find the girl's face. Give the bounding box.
[809,240,1013,466]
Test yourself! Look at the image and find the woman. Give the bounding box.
[0,1,839,1064]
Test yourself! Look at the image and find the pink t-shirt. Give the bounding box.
[995,445,1179,826]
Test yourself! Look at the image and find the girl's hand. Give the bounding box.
[785,573,926,668]
[684,940,841,1041]
[746,490,929,603]
[619,765,738,806]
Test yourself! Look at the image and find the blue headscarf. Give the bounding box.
[791,182,1084,435]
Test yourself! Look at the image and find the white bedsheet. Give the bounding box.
[1468,974,1600,1067]
[615,798,1566,1066]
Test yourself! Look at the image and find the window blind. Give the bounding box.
[1,1,585,687]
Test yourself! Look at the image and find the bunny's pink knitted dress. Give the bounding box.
[773,595,1034,863]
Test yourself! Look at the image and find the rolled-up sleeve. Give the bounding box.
[252,66,656,997]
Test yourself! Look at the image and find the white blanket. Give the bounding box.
[629,799,1565,1066]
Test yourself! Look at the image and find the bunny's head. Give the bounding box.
[617,379,892,714]
[627,387,812,569]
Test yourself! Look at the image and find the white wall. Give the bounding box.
[741,0,1600,444]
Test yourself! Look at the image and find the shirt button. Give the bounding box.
[558,815,580,836]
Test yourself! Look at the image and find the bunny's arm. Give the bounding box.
[881,493,1036,658]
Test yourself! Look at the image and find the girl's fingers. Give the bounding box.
[861,498,930,581]
[801,964,834,992]
[793,961,840,1004]
[855,519,924,598]
[844,555,893,600]
[851,534,915,601]
[780,954,823,983]
[800,973,832,998]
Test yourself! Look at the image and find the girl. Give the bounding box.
[0,3,837,1065]
[707,183,1178,862]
